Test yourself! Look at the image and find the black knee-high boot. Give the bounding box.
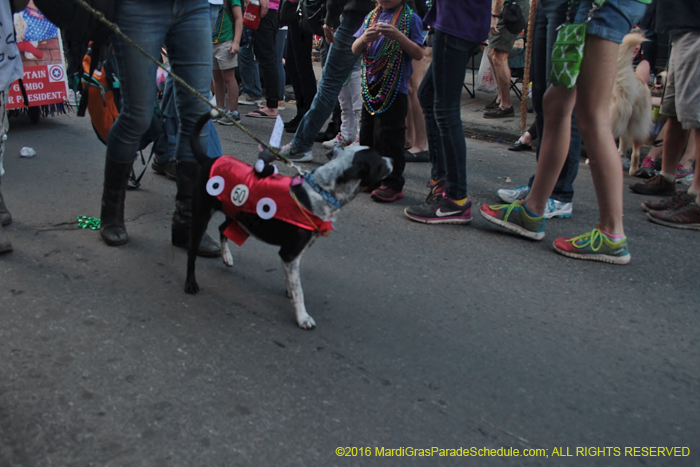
[171,161,220,258]
[0,224,11,254]
[100,156,132,246]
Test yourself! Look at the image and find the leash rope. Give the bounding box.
[70,0,305,175]
[291,192,330,236]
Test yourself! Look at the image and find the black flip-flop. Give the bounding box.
[404,149,430,163]
[246,109,277,119]
[508,141,533,152]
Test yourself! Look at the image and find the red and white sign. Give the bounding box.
[7,64,67,109]
[7,1,68,110]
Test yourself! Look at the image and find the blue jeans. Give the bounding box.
[159,76,222,162]
[419,30,478,200]
[238,43,262,98]
[290,11,364,152]
[109,0,211,163]
[527,0,582,203]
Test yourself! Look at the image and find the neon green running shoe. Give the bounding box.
[553,227,631,265]
[479,201,545,240]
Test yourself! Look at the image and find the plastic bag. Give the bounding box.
[475,51,497,93]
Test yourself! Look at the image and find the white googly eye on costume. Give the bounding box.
[206,176,225,196]
[256,198,277,220]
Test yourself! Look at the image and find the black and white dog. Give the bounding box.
[185,112,392,329]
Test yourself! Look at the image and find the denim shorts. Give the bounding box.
[574,0,648,44]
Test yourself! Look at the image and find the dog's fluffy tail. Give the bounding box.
[190,111,217,166]
[610,32,652,142]
[616,32,647,73]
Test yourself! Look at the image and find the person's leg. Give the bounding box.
[287,11,364,152]
[237,42,262,100]
[646,128,700,229]
[337,84,352,144]
[166,0,220,256]
[284,21,317,129]
[0,99,9,252]
[418,53,445,184]
[407,56,428,153]
[373,93,408,195]
[251,10,279,115]
[276,26,287,104]
[222,67,239,113]
[0,92,12,244]
[527,0,581,204]
[213,68,227,109]
[487,47,513,109]
[103,0,170,245]
[431,30,477,201]
[166,1,211,163]
[631,31,698,194]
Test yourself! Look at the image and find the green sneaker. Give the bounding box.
[553,227,631,265]
[479,201,545,240]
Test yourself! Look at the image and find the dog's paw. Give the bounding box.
[185,281,200,295]
[221,242,233,267]
[297,315,316,330]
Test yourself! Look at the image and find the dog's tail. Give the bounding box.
[189,110,218,166]
[617,31,647,74]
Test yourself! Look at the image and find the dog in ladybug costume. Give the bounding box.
[185,112,393,329]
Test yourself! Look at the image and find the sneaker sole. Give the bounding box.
[497,190,529,204]
[404,209,472,225]
[646,212,700,230]
[544,211,572,219]
[479,207,545,240]
[371,192,404,203]
[553,244,631,265]
[288,153,313,162]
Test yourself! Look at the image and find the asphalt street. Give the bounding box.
[0,108,698,467]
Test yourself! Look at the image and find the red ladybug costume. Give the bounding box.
[208,156,333,245]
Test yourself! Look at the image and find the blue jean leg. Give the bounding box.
[238,43,262,98]
[109,0,211,163]
[419,30,477,200]
[161,75,222,160]
[528,0,582,203]
[290,11,364,152]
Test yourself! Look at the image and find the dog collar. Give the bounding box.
[304,172,343,209]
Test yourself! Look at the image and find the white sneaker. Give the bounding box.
[544,198,572,219]
[497,185,530,203]
[322,134,344,149]
[238,93,264,105]
[280,143,313,162]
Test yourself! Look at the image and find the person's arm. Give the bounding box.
[374,23,424,61]
[352,25,381,55]
[490,0,504,35]
[259,0,269,17]
[230,1,243,55]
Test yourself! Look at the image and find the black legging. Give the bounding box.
[285,19,317,119]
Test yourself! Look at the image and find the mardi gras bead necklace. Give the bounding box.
[361,3,413,115]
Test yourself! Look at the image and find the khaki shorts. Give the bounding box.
[488,0,530,52]
[661,31,700,130]
[213,40,238,70]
